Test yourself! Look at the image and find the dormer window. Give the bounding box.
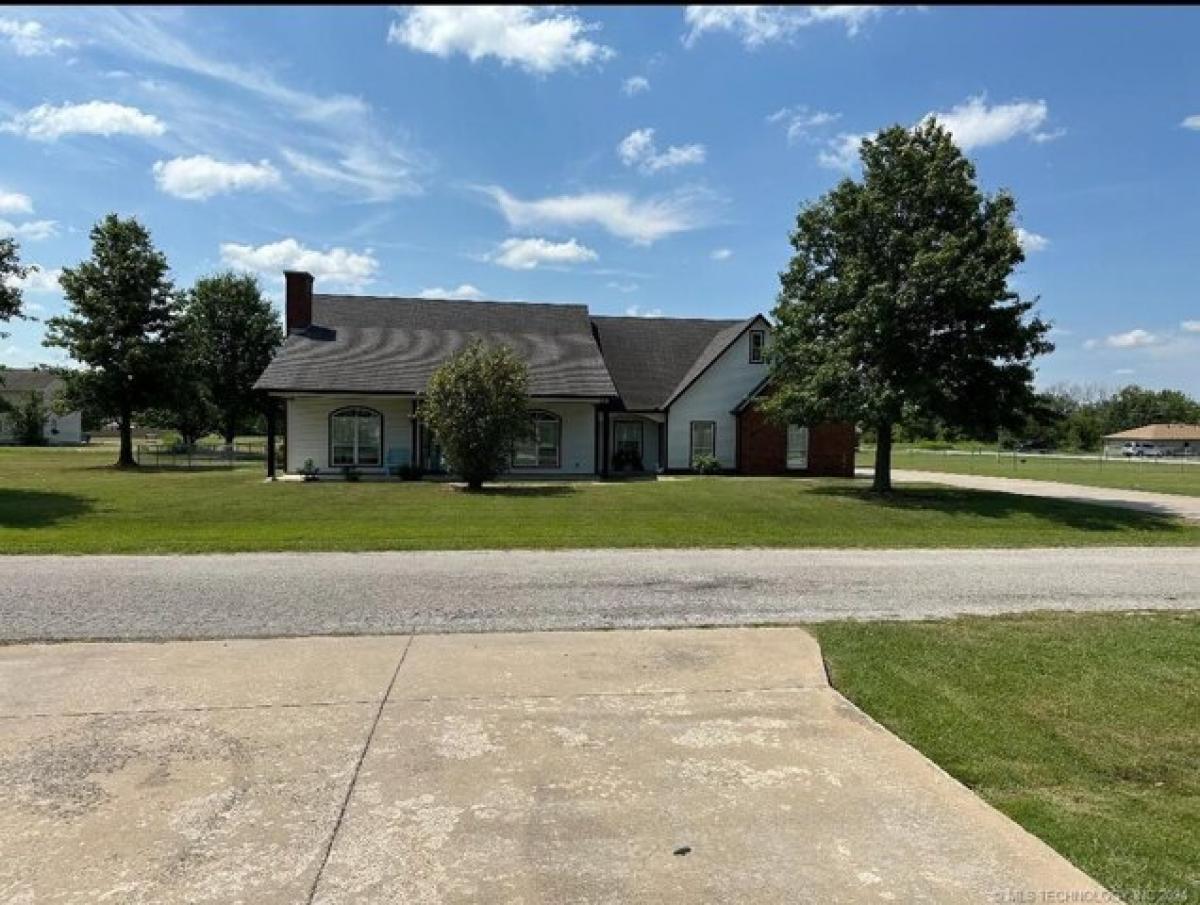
[749,329,766,363]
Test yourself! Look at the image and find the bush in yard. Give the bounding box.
[692,454,721,475]
[418,340,530,491]
[11,391,48,446]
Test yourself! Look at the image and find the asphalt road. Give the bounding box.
[3,547,1197,642]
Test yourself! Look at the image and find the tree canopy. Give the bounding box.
[181,271,282,444]
[766,120,1052,490]
[0,237,29,336]
[418,340,530,490]
[45,215,179,466]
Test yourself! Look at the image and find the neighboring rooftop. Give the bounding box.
[0,368,63,397]
[590,316,751,411]
[256,294,618,398]
[1104,423,1200,441]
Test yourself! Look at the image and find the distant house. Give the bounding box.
[253,271,856,478]
[0,369,83,445]
[1103,423,1200,457]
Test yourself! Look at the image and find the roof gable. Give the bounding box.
[590,316,746,411]
[0,368,63,396]
[660,316,766,409]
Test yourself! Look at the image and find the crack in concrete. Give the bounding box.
[306,634,414,904]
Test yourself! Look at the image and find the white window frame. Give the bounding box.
[749,329,766,364]
[786,424,810,470]
[690,420,716,464]
[513,410,562,469]
[329,407,383,467]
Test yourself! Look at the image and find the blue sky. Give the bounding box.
[2,5,1199,392]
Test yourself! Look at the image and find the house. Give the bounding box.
[1103,423,1200,457]
[253,271,855,479]
[0,368,83,445]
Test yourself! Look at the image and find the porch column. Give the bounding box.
[265,398,277,480]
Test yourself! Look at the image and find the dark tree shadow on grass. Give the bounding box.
[0,489,93,528]
[466,485,577,498]
[811,485,1189,534]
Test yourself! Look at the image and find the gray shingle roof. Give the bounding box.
[591,316,753,411]
[0,368,63,396]
[255,295,617,398]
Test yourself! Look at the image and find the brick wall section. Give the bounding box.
[737,406,856,477]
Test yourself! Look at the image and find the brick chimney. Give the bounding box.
[284,270,314,333]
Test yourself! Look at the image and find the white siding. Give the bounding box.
[608,415,662,472]
[520,401,597,475]
[666,323,770,470]
[0,400,82,445]
[283,395,597,475]
[285,395,414,474]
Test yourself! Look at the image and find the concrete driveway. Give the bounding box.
[3,547,1199,642]
[0,628,1109,903]
[884,467,1200,521]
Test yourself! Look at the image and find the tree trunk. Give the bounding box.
[467,477,483,492]
[872,420,893,493]
[117,405,136,468]
[224,427,236,446]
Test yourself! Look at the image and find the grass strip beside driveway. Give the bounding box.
[813,612,1200,904]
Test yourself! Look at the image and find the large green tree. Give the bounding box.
[0,237,29,336]
[418,340,530,491]
[183,272,282,444]
[767,121,1052,491]
[45,215,179,467]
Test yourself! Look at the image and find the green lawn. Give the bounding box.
[812,613,1200,904]
[861,446,1200,497]
[2,445,1199,553]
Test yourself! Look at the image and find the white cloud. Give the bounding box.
[0,18,72,56]
[487,237,598,270]
[711,247,733,261]
[1181,115,1200,131]
[3,266,61,293]
[479,185,712,245]
[683,5,884,47]
[416,284,484,300]
[818,132,866,170]
[1180,320,1200,333]
[607,281,639,294]
[625,304,664,318]
[0,190,33,216]
[927,96,1051,151]
[219,238,378,290]
[281,147,420,203]
[767,106,840,144]
[817,96,1058,170]
[0,219,58,241]
[1016,228,1049,253]
[3,101,166,141]
[1113,368,1136,376]
[59,9,423,203]
[388,6,614,74]
[622,76,650,96]
[617,128,706,174]
[152,155,282,201]
[1089,329,1160,349]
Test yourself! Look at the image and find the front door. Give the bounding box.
[613,421,645,471]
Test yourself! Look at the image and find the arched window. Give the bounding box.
[329,407,382,467]
[513,410,561,469]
